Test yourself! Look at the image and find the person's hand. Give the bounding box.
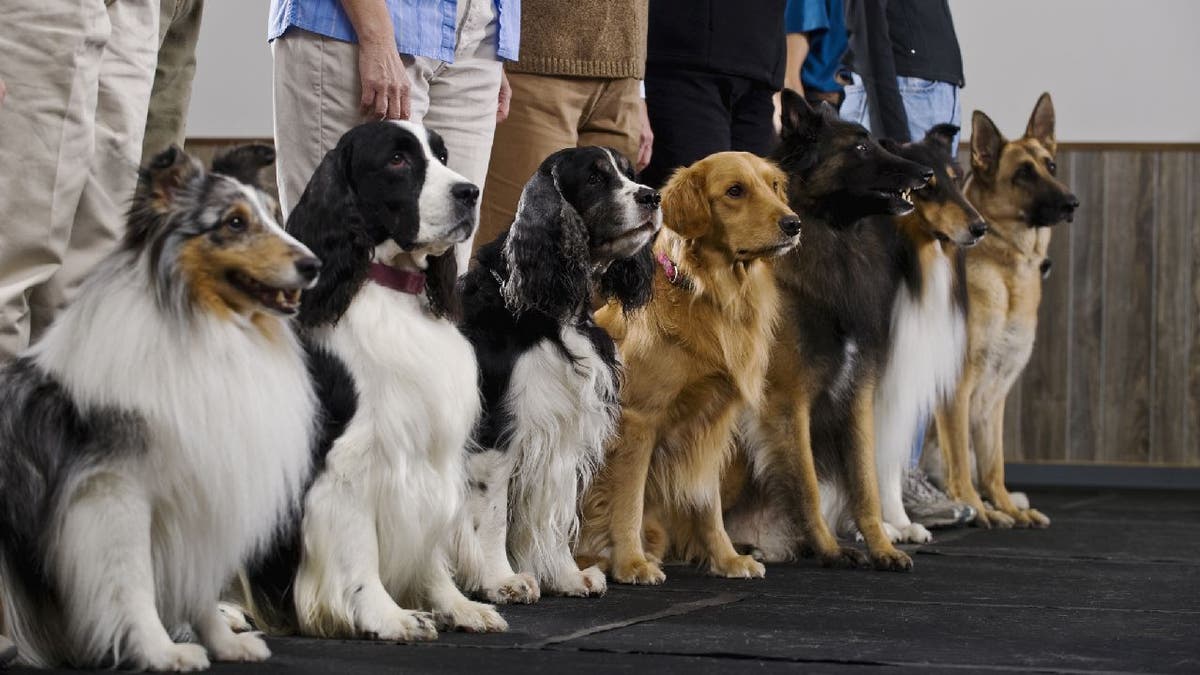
[357,38,410,120]
[496,70,512,123]
[636,99,653,172]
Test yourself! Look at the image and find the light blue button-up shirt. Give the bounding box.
[268,0,520,62]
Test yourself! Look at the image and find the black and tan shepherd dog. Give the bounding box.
[723,90,936,571]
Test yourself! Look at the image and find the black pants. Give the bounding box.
[641,65,778,189]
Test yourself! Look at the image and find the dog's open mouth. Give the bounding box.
[229,271,302,314]
[875,187,917,213]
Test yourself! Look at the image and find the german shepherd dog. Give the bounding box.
[925,94,1078,528]
[725,91,932,571]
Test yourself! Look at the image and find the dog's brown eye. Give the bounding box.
[390,153,409,169]
[225,215,246,232]
[726,184,744,198]
[855,143,868,153]
[588,171,603,185]
[1046,160,1057,175]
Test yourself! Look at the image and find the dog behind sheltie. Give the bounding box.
[0,145,319,670]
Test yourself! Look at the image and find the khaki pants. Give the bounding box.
[478,73,641,250]
[141,0,204,163]
[0,0,159,359]
[272,3,502,271]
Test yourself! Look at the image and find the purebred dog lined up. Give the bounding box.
[0,94,1076,670]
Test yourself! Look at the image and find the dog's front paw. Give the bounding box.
[552,565,608,597]
[143,643,211,672]
[437,600,507,633]
[365,609,439,642]
[1025,508,1050,528]
[870,548,913,572]
[486,573,541,605]
[897,523,932,544]
[880,521,903,543]
[207,631,270,663]
[982,508,1016,529]
[709,554,766,579]
[217,602,253,633]
[612,557,666,585]
[819,546,869,569]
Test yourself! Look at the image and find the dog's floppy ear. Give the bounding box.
[502,164,590,319]
[597,241,655,312]
[661,164,710,239]
[139,145,203,207]
[1024,92,1056,155]
[288,144,374,327]
[924,124,959,157]
[970,110,1005,179]
[211,144,276,189]
[424,249,461,320]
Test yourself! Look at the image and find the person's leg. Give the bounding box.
[641,66,732,189]
[838,72,870,129]
[576,77,641,166]
[0,0,110,359]
[478,72,587,251]
[28,0,160,340]
[272,29,364,217]
[897,77,960,145]
[141,0,204,163]
[730,80,778,157]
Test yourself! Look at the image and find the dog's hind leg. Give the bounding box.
[977,399,1050,528]
[844,384,913,572]
[55,474,210,671]
[456,451,540,605]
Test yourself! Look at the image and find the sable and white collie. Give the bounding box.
[239,121,505,641]
[0,145,319,670]
[457,147,660,600]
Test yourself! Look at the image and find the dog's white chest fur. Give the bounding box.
[313,283,479,592]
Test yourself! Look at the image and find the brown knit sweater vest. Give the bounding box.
[505,0,648,79]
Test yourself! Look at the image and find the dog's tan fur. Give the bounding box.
[933,94,1071,528]
[576,152,799,585]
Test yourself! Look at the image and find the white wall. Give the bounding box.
[186,0,1200,142]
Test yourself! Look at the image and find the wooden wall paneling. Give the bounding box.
[1188,153,1200,466]
[1099,151,1157,463]
[1064,149,1106,463]
[1151,152,1195,464]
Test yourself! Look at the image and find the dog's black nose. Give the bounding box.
[452,182,480,205]
[969,220,988,239]
[635,187,661,208]
[1064,194,1080,212]
[778,214,802,237]
[295,256,322,281]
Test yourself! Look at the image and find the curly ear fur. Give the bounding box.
[502,169,590,319]
[661,164,710,239]
[424,248,461,320]
[288,145,374,327]
[211,143,276,189]
[597,241,655,312]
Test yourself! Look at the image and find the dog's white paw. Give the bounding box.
[143,643,210,672]
[1009,491,1030,511]
[365,608,439,642]
[207,631,270,663]
[437,600,507,633]
[880,522,903,543]
[897,523,932,544]
[217,602,253,633]
[485,573,541,604]
[550,565,607,597]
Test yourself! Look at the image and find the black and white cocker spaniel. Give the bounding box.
[240,120,505,640]
[456,147,661,600]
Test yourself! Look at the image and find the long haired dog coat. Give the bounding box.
[458,148,660,600]
[0,145,319,670]
[241,121,506,640]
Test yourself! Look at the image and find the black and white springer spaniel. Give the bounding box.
[457,147,661,599]
[239,120,506,640]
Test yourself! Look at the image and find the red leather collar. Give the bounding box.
[368,262,426,295]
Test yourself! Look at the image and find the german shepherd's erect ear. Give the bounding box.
[970,110,1005,179]
[1024,92,1056,155]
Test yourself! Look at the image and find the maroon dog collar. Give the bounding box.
[368,262,426,295]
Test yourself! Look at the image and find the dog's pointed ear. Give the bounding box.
[424,249,461,320]
[502,167,590,319]
[211,143,276,188]
[1024,92,1056,155]
[924,124,960,157]
[970,111,1005,178]
[139,145,203,207]
[779,88,824,141]
[661,164,710,239]
[598,241,656,313]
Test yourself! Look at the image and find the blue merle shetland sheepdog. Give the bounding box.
[0,145,319,670]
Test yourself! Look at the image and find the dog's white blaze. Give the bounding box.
[24,260,314,667]
[500,326,614,594]
[849,246,966,541]
[602,148,649,240]
[296,283,501,636]
[389,119,475,248]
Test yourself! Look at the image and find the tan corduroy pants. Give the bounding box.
[477,73,641,250]
[0,0,159,359]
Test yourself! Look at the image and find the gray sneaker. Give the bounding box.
[0,635,16,668]
[903,468,976,529]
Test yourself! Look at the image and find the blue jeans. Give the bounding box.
[839,74,962,148]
